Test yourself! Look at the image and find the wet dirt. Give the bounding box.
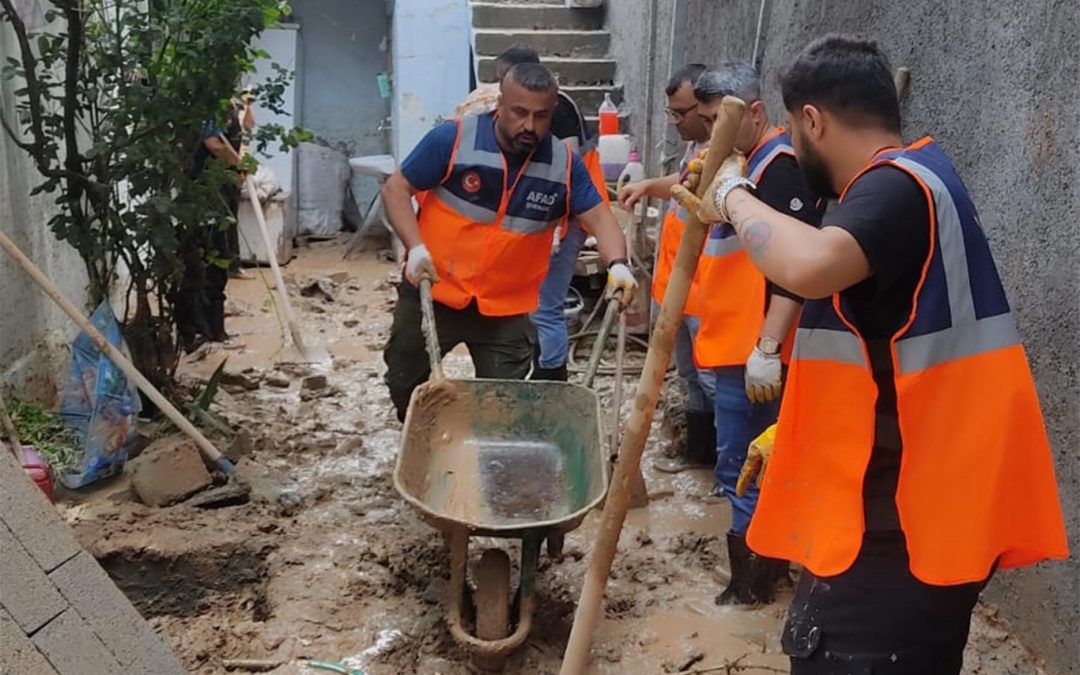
[57,238,1051,675]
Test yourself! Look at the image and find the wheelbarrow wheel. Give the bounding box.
[472,548,512,671]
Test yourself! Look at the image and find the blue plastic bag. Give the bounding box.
[57,301,142,488]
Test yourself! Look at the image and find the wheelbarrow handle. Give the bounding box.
[581,297,621,389]
[419,277,444,380]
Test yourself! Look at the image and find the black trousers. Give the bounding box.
[383,282,534,422]
[783,532,990,675]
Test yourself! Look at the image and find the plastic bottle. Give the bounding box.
[598,93,619,136]
[598,134,631,182]
[616,150,645,192]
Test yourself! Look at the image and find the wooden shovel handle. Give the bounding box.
[559,96,747,675]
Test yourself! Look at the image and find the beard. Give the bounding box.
[512,131,539,152]
[796,141,837,199]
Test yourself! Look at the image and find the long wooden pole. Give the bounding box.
[559,96,746,674]
[0,231,235,474]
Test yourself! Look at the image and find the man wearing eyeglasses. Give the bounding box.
[618,63,715,474]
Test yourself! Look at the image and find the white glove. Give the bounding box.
[405,244,439,285]
[605,262,637,309]
[745,346,782,403]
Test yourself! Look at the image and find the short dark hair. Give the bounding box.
[502,62,557,93]
[693,63,760,104]
[495,44,541,71]
[780,35,900,133]
[666,63,708,96]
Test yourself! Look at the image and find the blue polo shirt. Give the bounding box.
[401,121,603,216]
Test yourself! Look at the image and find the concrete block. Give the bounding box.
[49,552,187,673]
[477,56,615,85]
[0,608,60,675]
[0,451,80,572]
[0,523,67,634]
[473,29,610,57]
[31,609,122,674]
[128,436,212,506]
[471,3,604,30]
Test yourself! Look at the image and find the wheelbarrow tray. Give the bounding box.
[394,378,608,537]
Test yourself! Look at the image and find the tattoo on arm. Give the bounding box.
[742,220,773,261]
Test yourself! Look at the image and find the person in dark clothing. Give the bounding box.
[677,35,1067,674]
[177,99,250,351]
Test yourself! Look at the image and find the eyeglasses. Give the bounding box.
[664,103,699,122]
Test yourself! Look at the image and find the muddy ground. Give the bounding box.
[58,239,1049,674]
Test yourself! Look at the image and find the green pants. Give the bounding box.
[384,283,534,421]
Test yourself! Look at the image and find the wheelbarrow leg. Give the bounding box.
[546,532,565,561]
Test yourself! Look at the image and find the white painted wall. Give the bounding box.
[0,26,89,401]
[390,0,471,159]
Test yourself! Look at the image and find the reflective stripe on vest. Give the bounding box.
[692,131,793,367]
[747,138,1068,584]
[418,113,573,316]
[651,142,707,315]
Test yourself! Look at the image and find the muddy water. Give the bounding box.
[58,239,1049,675]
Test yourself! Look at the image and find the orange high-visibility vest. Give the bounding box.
[418,113,573,316]
[651,142,707,316]
[748,138,1069,584]
[693,128,794,367]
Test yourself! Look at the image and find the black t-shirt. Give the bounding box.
[822,164,932,531]
[551,93,587,145]
[756,154,823,301]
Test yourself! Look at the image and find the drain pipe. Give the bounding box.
[750,0,768,69]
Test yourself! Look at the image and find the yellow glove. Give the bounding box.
[671,152,749,223]
[736,424,777,497]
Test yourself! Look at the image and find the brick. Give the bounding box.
[129,436,212,506]
[0,608,60,675]
[0,523,67,633]
[49,553,186,674]
[0,451,80,572]
[31,609,122,675]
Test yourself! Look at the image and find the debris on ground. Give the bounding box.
[128,435,213,507]
[55,241,1049,675]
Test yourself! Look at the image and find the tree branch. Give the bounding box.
[0,0,49,153]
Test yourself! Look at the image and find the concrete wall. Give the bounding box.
[292,0,392,209]
[390,0,471,159]
[0,25,88,402]
[0,450,187,673]
[678,1,1079,672]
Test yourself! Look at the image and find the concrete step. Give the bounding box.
[471,2,605,30]
[477,56,615,85]
[474,29,610,58]
[559,85,623,113]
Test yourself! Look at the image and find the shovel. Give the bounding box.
[559,95,747,674]
[244,174,330,364]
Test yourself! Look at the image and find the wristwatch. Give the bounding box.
[607,257,630,270]
[758,336,780,356]
[713,176,757,221]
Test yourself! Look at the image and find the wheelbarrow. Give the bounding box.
[393,280,619,670]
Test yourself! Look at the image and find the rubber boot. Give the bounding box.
[655,411,715,474]
[687,411,717,466]
[748,554,787,605]
[531,363,568,382]
[716,532,755,606]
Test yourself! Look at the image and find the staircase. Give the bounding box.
[469,1,624,136]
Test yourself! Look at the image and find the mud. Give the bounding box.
[56,239,1051,675]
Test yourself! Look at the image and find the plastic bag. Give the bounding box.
[57,301,142,489]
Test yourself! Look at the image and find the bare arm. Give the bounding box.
[760,294,802,344]
[725,188,871,299]
[204,135,242,167]
[617,173,680,210]
[381,170,423,250]
[574,202,628,264]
